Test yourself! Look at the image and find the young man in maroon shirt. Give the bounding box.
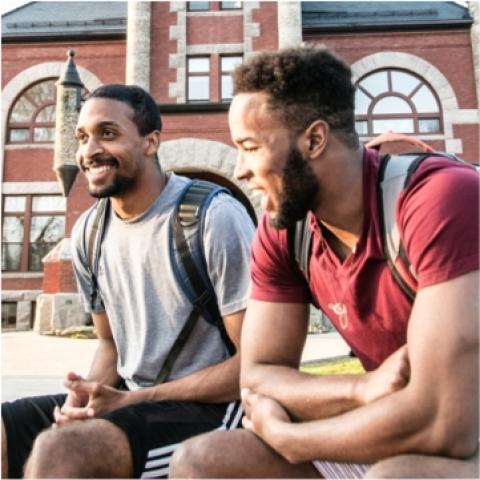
[170,46,479,478]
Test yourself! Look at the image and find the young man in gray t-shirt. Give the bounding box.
[1,84,254,479]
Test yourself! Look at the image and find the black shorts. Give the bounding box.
[2,394,243,479]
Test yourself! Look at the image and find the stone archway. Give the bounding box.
[159,138,261,219]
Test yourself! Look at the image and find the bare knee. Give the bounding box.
[25,420,132,478]
[364,456,413,479]
[170,431,222,478]
[25,426,84,478]
[364,452,480,479]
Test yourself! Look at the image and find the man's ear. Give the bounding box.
[144,130,161,157]
[302,120,329,160]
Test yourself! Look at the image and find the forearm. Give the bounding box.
[86,338,120,386]
[129,354,241,405]
[264,385,476,464]
[242,364,365,420]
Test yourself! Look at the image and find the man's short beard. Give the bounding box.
[88,174,137,199]
[270,146,319,230]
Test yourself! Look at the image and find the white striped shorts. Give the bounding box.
[103,399,243,479]
[313,460,370,478]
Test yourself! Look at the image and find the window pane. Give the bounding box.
[221,75,233,100]
[373,118,414,134]
[188,57,209,73]
[391,71,420,97]
[354,89,371,115]
[355,120,368,135]
[2,302,17,328]
[10,96,36,122]
[32,196,66,212]
[2,244,22,271]
[26,80,55,105]
[30,216,65,243]
[36,104,56,122]
[33,127,55,142]
[4,196,26,212]
[359,71,388,97]
[221,56,242,72]
[411,85,439,113]
[419,118,441,133]
[9,129,30,142]
[372,96,412,115]
[2,217,24,242]
[29,242,56,271]
[188,76,210,101]
[188,2,209,11]
[221,1,242,9]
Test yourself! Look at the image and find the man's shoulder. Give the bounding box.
[71,202,100,248]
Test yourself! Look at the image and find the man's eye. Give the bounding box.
[103,130,116,138]
[244,146,259,153]
[76,133,87,143]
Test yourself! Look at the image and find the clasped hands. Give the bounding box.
[53,371,129,428]
[241,344,410,440]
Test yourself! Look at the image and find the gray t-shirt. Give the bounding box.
[71,173,254,390]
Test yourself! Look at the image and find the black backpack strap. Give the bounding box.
[156,180,234,384]
[377,153,432,301]
[85,198,109,312]
[288,214,320,309]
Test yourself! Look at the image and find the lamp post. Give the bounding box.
[53,49,84,197]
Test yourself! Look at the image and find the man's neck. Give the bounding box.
[312,143,364,256]
[111,167,167,220]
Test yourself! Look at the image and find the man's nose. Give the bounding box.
[79,136,103,161]
[233,152,250,180]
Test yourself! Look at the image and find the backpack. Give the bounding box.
[83,179,234,384]
[290,152,478,305]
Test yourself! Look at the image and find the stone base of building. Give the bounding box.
[34,292,87,333]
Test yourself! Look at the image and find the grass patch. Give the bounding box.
[301,355,364,375]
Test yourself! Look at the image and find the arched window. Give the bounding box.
[355,69,442,137]
[7,79,56,144]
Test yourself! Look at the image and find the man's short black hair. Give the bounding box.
[87,84,162,135]
[233,45,358,147]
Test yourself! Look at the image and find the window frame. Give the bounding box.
[2,194,66,273]
[220,1,242,10]
[219,54,243,102]
[187,1,210,11]
[355,69,443,137]
[186,55,211,104]
[7,78,57,145]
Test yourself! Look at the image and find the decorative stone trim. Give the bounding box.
[277,1,302,48]
[4,144,54,150]
[2,181,62,194]
[158,138,261,218]
[351,51,479,154]
[2,274,43,281]
[126,1,151,90]
[243,2,260,58]
[2,289,42,301]
[169,2,187,103]
[186,44,244,55]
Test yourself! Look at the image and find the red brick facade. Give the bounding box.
[1,1,478,329]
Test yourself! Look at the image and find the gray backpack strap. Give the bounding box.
[156,179,233,384]
[378,153,430,301]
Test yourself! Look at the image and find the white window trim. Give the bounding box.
[351,52,480,155]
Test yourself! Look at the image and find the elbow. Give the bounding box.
[421,408,478,459]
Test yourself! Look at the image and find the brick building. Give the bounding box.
[2,1,479,331]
